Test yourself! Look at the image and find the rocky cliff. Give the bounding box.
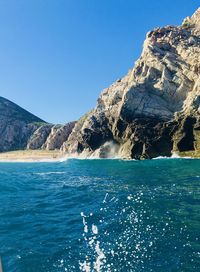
[0,97,75,152]
[0,97,46,152]
[2,9,200,159]
[27,122,76,151]
[62,8,200,159]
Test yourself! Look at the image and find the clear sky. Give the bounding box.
[0,0,199,124]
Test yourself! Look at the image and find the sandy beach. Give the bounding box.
[0,150,66,162]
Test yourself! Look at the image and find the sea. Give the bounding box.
[0,158,200,272]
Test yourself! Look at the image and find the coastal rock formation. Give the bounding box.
[0,96,46,152]
[27,124,53,150]
[42,122,76,150]
[2,8,200,159]
[27,123,76,151]
[62,8,200,159]
[0,97,75,153]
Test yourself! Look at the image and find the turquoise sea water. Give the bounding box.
[0,158,200,272]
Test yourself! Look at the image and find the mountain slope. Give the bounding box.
[0,97,46,152]
[62,8,200,159]
[0,97,76,152]
[0,96,45,124]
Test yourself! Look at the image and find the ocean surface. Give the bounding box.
[0,158,200,272]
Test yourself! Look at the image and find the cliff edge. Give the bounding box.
[62,8,200,159]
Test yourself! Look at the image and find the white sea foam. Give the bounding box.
[153,156,170,160]
[92,224,98,235]
[80,212,106,272]
[36,171,66,176]
[93,241,106,271]
[171,152,181,158]
[1,149,199,163]
[153,152,200,160]
[76,188,196,272]
[103,193,109,203]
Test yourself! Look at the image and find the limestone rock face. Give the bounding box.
[42,122,76,150]
[27,124,53,150]
[0,96,46,152]
[63,8,200,159]
[0,96,76,153]
[27,122,76,151]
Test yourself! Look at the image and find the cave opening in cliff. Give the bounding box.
[177,117,196,152]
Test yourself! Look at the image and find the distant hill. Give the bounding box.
[0,96,45,124]
[0,96,46,152]
[0,96,75,152]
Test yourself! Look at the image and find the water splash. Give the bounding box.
[80,213,106,272]
[77,189,194,272]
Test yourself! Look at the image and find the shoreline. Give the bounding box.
[0,150,66,163]
[0,150,200,163]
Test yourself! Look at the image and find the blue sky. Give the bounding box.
[0,0,199,124]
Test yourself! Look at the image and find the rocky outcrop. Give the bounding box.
[42,122,76,150]
[0,96,76,153]
[27,124,53,150]
[27,122,76,151]
[62,8,200,159]
[0,97,46,152]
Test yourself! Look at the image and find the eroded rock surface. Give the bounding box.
[42,122,76,150]
[0,96,76,153]
[62,8,200,159]
[0,97,46,152]
[27,124,53,150]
